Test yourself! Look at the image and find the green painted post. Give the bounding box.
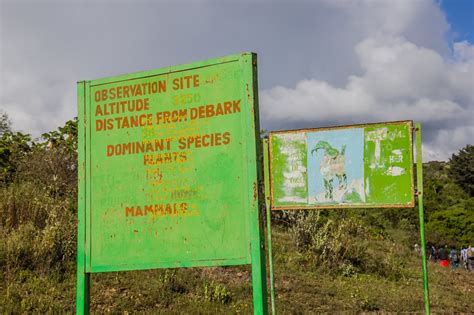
[248,54,268,315]
[249,194,269,315]
[263,138,276,314]
[415,123,430,314]
[76,81,90,314]
[249,205,268,315]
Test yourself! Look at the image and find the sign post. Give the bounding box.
[263,138,276,314]
[76,81,90,315]
[76,53,267,314]
[415,123,430,314]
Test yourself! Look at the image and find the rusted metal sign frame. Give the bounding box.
[268,120,415,211]
[76,53,267,314]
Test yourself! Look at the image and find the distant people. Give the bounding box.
[438,245,449,267]
[414,243,421,256]
[467,245,474,272]
[450,248,460,269]
[429,246,438,262]
[461,247,468,270]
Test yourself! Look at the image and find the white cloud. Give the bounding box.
[262,36,473,128]
[322,0,423,34]
[353,37,448,101]
[260,1,473,162]
[0,0,472,160]
[424,125,474,161]
[321,0,449,53]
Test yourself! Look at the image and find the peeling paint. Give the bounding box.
[270,121,414,209]
[386,166,405,176]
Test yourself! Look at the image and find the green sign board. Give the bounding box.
[269,121,414,210]
[77,53,267,313]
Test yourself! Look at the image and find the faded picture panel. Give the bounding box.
[270,121,414,210]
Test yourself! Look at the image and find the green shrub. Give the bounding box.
[1,182,76,274]
[4,218,76,274]
[290,210,409,280]
[5,223,38,270]
[203,281,232,304]
[291,211,368,273]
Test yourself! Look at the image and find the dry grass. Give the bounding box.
[1,225,473,313]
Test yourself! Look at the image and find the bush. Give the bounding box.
[15,146,77,199]
[4,220,76,274]
[290,211,368,273]
[290,210,409,280]
[4,223,38,270]
[203,281,232,304]
[1,181,77,274]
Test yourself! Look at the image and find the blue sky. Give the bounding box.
[441,0,474,44]
[1,0,473,161]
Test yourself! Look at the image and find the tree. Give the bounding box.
[0,111,11,136]
[449,145,474,196]
[0,113,32,183]
[40,117,77,153]
[426,208,474,246]
[14,118,78,196]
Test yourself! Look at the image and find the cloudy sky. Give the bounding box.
[1,0,473,161]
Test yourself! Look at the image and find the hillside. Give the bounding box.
[1,225,473,313]
[1,115,473,312]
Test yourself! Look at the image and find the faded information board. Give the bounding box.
[269,121,414,210]
[77,53,264,273]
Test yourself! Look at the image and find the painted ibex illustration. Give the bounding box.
[311,141,347,200]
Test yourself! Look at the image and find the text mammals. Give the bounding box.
[125,203,188,217]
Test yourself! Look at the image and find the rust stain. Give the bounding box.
[245,83,255,114]
[270,120,413,136]
[253,182,257,202]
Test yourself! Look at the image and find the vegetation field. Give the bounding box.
[1,113,473,313]
[1,224,473,313]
